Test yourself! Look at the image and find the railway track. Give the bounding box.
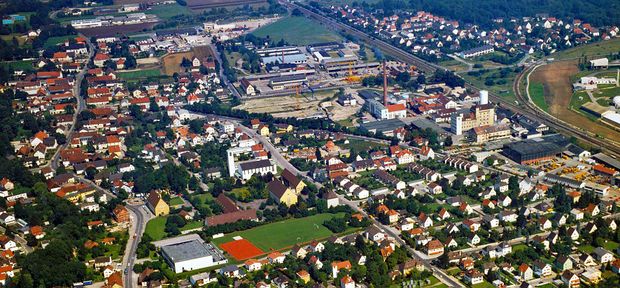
[511,64,620,158]
[286,1,620,158]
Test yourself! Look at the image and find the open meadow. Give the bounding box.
[251,16,342,45]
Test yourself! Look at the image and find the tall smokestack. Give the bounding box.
[383,61,388,106]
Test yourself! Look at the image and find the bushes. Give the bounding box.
[323,217,347,233]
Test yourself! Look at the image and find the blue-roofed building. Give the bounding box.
[2,15,26,25]
[261,53,307,65]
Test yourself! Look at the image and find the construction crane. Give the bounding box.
[345,62,361,83]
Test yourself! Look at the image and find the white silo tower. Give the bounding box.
[479,90,489,105]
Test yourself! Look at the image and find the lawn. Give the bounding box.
[44,35,76,48]
[593,86,620,98]
[471,281,496,288]
[145,216,167,241]
[529,82,549,112]
[230,187,251,200]
[180,220,203,231]
[446,267,461,276]
[145,3,192,20]
[461,68,518,104]
[116,69,162,80]
[555,38,620,60]
[0,60,33,71]
[512,243,528,252]
[341,138,386,152]
[578,244,595,254]
[194,193,214,204]
[169,197,184,207]
[212,213,351,251]
[146,217,204,239]
[251,16,342,45]
[570,90,591,109]
[601,239,620,251]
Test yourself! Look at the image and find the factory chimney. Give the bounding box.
[383,61,388,106]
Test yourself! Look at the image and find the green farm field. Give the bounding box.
[251,16,342,45]
[212,213,353,251]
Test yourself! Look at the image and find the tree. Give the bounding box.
[291,8,302,16]
[444,136,453,147]
[181,57,192,68]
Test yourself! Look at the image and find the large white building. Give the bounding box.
[366,99,407,120]
[236,159,277,180]
[161,240,227,273]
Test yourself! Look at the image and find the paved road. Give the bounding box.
[49,34,95,171]
[208,42,241,99]
[123,204,151,288]
[37,34,146,287]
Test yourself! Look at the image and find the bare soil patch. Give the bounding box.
[192,45,215,60]
[161,51,194,75]
[531,60,620,142]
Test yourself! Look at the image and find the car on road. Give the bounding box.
[124,268,128,275]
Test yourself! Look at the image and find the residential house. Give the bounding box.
[146,190,169,216]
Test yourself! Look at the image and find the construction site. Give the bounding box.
[230,40,418,123]
[234,42,383,98]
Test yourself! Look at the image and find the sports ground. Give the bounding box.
[220,239,264,261]
[213,213,352,260]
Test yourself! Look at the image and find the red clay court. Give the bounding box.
[220,239,264,261]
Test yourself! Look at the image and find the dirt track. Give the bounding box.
[531,60,620,142]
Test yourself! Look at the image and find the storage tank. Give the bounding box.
[479,90,489,105]
[613,95,620,108]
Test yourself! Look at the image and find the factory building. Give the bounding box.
[502,140,564,164]
[451,90,495,135]
[268,74,307,90]
[366,99,407,120]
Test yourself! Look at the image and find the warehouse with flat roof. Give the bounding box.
[503,140,563,164]
[161,239,228,273]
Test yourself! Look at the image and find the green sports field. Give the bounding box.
[251,16,342,46]
[212,213,351,251]
[116,69,162,80]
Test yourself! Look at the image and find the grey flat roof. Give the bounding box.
[410,119,448,135]
[593,153,620,171]
[161,240,223,263]
[360,118,405,133]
